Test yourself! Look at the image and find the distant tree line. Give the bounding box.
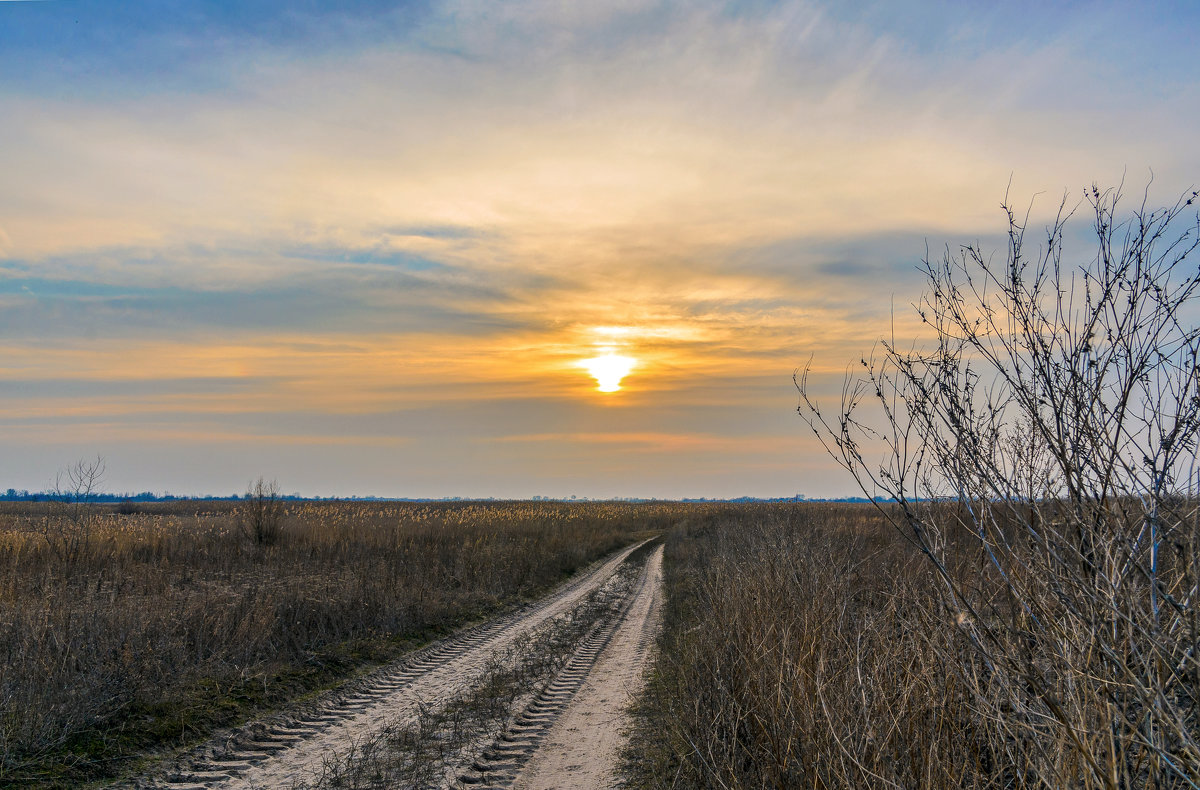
[0,490,867,504]
[0,489,296,503]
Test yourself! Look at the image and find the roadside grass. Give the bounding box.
[625,503,1010,789]
[312,544,653,789]
[0,500,672,788]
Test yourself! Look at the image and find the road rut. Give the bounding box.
[511,544,664,789]
[132,539,653,790]
[460,544,665,789]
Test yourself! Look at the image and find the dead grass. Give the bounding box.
[312,546,650,789]
[0,499,674,788]
[625,502,1149,789]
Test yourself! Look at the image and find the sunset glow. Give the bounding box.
[0,1,1195,498]
[582,352,636,393]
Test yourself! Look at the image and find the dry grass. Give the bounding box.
[627,501,1200,789]
[0,499,674,787]
[13,496,1188,788]
[312,543,653,789]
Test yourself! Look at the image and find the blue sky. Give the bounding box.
[1,0,1198,497]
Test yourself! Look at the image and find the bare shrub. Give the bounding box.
[40,455,105,565]
[237,477,285,546]
[798,184,1200,786]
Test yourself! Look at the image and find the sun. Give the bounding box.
[581,352,635,392]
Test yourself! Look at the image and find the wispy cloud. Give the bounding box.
[0,0,1196,495]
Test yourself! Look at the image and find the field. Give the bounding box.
[0,499,675,787]
[626,501,1200,789]
[626,502,978,787]
[5,498,1197,788]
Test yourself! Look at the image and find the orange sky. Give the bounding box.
[1,0,1197,497]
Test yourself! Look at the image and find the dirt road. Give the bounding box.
[132,539,664,790]
[500,545,664,789]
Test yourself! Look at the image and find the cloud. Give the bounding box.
[0,0,1196,495]
[5,1,1194,261]
[490,431,800,455]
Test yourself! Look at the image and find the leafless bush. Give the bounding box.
[237,477,284,546]
[799,183,1200,787]
[39,455,105,565]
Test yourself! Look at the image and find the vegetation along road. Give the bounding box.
[123,538,665,790]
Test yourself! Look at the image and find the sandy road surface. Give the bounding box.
[458,544,665,789]
[509,544,664,790]
[136,539,651,790]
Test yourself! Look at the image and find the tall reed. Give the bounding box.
[628,502,1090,789]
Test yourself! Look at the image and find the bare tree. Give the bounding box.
[41,455,106,565]
[238,477,284,546]
[799,183,1200,787]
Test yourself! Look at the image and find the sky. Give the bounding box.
[1,0,1198,498]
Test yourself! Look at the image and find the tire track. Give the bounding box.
[458,544,664,789]
[125,538,652,790]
